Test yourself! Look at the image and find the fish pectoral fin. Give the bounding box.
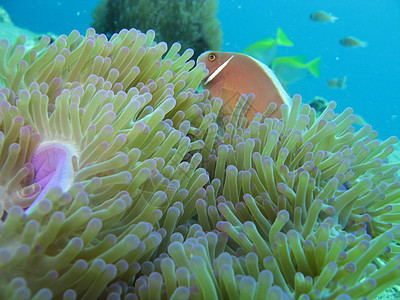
[218,88,243,116]
[217,88,259,119]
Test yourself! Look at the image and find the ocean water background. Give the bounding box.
[2,0,400,140]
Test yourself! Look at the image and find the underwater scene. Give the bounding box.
[0,0,400,299]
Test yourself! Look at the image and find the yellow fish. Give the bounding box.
[271,55,321,86]
[242,27,294,66]
[197,51,292,120]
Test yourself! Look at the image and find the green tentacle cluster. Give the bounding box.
[0,28,399,299]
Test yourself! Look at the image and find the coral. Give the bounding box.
[0,6,12,24]
[0,27,400,299]
[91,0,222,59]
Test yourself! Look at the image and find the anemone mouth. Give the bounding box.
[26,141,78,213]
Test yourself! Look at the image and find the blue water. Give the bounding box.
[3,0,400,140]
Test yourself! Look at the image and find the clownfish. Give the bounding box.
[197,51,292,120]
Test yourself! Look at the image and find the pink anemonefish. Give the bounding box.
[197,51,292,121]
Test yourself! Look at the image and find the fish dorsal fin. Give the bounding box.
[248,56,292,107]
[276,28,294,47]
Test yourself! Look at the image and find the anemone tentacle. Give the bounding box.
[0,28,399,299]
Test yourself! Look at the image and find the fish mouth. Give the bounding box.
[203,55,235,85]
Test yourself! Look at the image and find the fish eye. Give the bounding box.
[208,53,216,62]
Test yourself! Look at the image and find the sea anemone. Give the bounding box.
[0,28,211,299]
[196,94,400,298]
[0,28,399,299]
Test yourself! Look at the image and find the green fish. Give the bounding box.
[242,27,294,66]
[271,55,321,86]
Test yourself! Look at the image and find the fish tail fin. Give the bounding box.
[307,56,321,77]
[331,15,338,23]
[338,76,347,88]
[276,28,294,47]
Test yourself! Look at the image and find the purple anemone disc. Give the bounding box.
[26,142,76,213]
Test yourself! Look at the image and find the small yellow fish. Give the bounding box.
[271,55,321,86]
[242,28,294,66]
[309,11,338,23]
[340,37,367,48]
[197,51,292,120]
[327,76,347,89]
